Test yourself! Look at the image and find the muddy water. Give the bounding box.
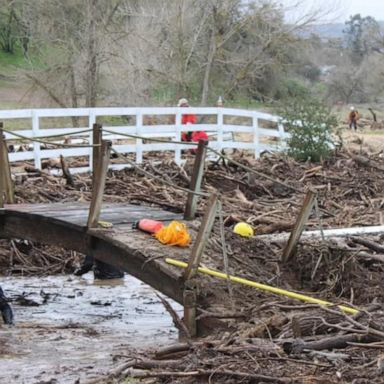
[0,273,182,383]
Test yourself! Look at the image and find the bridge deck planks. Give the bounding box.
[3,203,181,226]
[1,202,192,304]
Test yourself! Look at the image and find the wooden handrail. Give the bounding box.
[87,140,111,228]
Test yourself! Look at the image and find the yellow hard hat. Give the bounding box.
[233,222,254,237]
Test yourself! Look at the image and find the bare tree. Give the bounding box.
[8,0,343,109]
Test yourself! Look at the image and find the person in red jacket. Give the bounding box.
[178,98,208,143]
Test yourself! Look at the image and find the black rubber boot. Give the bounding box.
[0,286,14,326]
[94,260,124,280]
[75,255,124,280]
[74,254,94,276]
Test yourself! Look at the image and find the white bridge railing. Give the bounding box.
[1,107,287,173]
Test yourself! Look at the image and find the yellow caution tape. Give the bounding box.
[165,258,358,315]
[98,220,113,228]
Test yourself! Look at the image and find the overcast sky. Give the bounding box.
[343,0,384,21]
[281,0,384,23]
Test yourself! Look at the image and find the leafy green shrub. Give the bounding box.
[276,78,311,100]
[279,98,338,162]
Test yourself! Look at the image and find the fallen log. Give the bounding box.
[352,155,384,171]
[283,334,376,354]
[125,368,293,383]
[350,237,384,254]
[155,340,220,360]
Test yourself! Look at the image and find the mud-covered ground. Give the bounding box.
[0,273,181,383]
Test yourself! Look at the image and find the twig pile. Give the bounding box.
[4,149,384,382]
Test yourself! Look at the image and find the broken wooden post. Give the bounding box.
[0,122,14,206]
[92,123,102,187]
[185,192,218,279]
[183,288,197,338]
[87,140,111,228]
[183,192,218,337]
[281,189,317,263]
[60,155,75,187]
[0,129,4,208]
[184,139,208,220]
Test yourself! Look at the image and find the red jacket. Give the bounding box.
[182,114,197,124]
[181,130,208,142]
[181,113,208,144]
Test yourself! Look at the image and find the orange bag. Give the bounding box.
[154,221,191,247]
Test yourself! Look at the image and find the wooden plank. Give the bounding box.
[87,140,111,228]
[281,189,317,263]
[184,193,218,280]
[43,212,181,227]
[184,139,208,220]
[6,202,176,214]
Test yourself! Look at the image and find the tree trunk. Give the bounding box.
[201,23,216,106]
[176,0,187,98]
[85,0,98,107]
[70,63,80,127]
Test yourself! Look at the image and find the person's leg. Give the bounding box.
[74,254,94,276]
[93,260,124,279]
[0,286,14,325]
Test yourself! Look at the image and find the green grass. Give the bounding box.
[356,129,384,136]
[0,49,32,73]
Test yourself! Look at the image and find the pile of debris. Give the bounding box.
[3,148,384,382]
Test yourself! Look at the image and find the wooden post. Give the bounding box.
[281,189,317,263]
[183,288,197,338]
[60,155,75,187]
[0,123,14,206]
[184,139,208,220]
[184,193,218,280]
[92,123,102,183]
[87,140,111,228]
[0,126,4,208]
[183,192,218,337]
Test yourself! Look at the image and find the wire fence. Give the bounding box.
[2,126,299,194]
[3,128,96,148]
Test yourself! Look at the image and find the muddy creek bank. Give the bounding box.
[0,273,182,383]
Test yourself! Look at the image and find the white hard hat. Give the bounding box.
[178,98,189,107]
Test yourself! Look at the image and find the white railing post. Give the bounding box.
[253,112,260,159]
[136,110,143,164]
[217,108,223,152]
[32,110,41,170]
[88,110,96,172]
[175,110,182,165]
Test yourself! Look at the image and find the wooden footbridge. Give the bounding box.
[0,124,221,336]
[0,202,187,303]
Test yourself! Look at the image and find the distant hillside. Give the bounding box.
[302,21,384,39]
